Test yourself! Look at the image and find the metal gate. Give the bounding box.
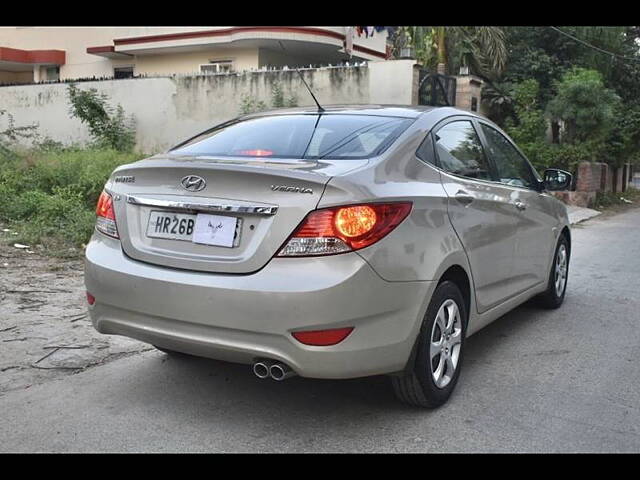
[418,70,456,107]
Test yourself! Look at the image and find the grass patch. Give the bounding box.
[592,186,640,210]
[0,148,145,256]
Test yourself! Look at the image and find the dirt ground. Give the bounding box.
[0,224,150,396]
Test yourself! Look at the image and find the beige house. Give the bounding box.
[0,27,388,84]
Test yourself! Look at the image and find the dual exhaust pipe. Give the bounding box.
[252,359,296,381]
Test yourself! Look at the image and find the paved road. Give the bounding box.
[2,209,640,453]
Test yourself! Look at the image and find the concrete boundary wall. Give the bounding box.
[0,60,419,153]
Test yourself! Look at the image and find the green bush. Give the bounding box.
[239,81,298,115]
[271,82,298,108]
[0,148,144,255]
[67,84,136,152]
[239,95,268,115]
[593,187,640,209]
[517,141,595,174]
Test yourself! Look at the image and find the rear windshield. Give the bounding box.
[171,114,414,160]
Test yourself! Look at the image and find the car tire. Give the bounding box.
[391,281,467,408]
[536,234,570,309]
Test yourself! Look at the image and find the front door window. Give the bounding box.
[479,124,538,189]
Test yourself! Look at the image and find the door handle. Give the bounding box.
[514,200,527,211]
[455,190,474,206]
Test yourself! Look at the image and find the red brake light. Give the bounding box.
[277,202,412,256]
[235,149,274,157]
[95,191,119,238]
[96,191,115,220]
[292,327,354,346]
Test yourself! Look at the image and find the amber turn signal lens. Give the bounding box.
[334,205,377,238]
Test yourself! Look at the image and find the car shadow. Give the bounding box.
[106,298,551,421]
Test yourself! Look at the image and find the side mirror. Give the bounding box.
[543,168,572,191]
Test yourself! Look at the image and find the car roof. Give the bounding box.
[240,104,475,120]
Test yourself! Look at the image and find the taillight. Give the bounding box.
[95,191,119,239]
[277,202,412,257]
[292,327,354,346]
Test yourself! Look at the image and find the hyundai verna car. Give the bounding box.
[85,105,572,408]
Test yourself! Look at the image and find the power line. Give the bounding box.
[549,26,640,64]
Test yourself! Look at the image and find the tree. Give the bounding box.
[446,27,508,80]
[392,26,507,80]
[546,68,619,145]
[505,79,547,145]
[391,27,438,69]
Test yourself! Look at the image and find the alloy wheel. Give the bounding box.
[429,299,462,389]
[555,244,568,297]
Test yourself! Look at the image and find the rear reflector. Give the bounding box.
[86,292,95,305]
[95,191,119,239]
[292,327,354,346]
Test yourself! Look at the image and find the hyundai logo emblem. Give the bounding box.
[181,175,206,192]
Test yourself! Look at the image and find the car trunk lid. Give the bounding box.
[108,155,367,274]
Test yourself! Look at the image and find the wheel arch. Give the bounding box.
[398,262,473,376]
[438,265,471,322]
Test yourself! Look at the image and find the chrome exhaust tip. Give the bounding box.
[252,360,271,379]
[269,362,296,381]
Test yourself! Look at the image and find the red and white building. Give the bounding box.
[0,27,389,84]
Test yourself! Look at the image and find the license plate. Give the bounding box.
[146,211,240,248]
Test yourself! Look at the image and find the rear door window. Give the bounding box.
[415,132,436,166]
[171,114,414,159]
[434,120,494,181]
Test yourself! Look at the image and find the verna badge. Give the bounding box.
[181,175,206,192]
[271,185,313,194]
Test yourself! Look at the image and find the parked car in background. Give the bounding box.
[85,105,572,407]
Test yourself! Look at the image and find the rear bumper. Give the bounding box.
[85,234,435,379]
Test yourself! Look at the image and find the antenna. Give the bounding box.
[278,41,324,112]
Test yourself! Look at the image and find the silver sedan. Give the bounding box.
[85,105,572,407]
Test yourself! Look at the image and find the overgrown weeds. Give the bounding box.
[0,148,145,256]
[593,187,640,210]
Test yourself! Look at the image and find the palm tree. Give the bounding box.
[444,27,507,80]
[394,26,507,81]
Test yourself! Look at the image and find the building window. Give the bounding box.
[200,60,233,74]
[45,66,60,82]
[114,66,134,79]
